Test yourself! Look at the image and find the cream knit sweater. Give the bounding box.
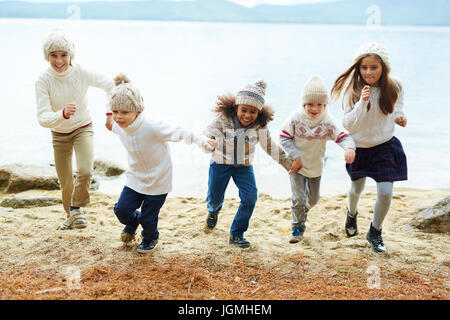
[342,84,405,148]
[36,63,114,133]
[112,114,208,195]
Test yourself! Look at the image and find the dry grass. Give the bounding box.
[1,252,447,300]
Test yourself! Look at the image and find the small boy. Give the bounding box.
[108,73,216,253]
[280,75,356,243]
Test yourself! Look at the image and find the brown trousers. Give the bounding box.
[52,125,94,215]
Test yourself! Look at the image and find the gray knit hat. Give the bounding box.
[302,74,328,105]
[110,73,145,112]
[236,80,267,111]
[42,28,76,61]
[354,42,391,72]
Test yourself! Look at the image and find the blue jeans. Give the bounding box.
[206,162,258,238]
[114,186,167,242]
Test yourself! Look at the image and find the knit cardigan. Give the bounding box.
[203,101,292,171]
[35,63,114,133]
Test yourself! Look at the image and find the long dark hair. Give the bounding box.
[330,54,401,115]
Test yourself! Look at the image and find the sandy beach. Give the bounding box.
[0,187,449,300]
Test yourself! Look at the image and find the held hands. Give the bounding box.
[395,116,407,127]
[288,157,302,174]
[362,85,371,101]
[63,102,77,118]
[345,149,356,164]
[204,139,219,152]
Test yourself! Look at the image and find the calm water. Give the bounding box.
[1,18,449,198]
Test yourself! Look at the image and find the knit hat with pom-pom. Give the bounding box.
[110,73,144,112]
[354,42,391,72]
[302,74,329,105]
[42,28,76,61]
[236,80,267,111]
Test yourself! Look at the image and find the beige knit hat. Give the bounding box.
[110,73,145,112]
[354,42,391,72]
[302,74,329,105]
[236,80,267,111]
[42,28,76,61]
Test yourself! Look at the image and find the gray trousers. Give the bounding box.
[289,173,321,228]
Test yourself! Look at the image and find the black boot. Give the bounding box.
[206,212,218,229]
[345,210,358,237]
[229,235,250,248]
[366,222,387,253]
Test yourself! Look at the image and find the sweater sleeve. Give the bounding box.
[393,87,405,119]
[258,127,292,172]
[279,117,301,160]
[328,117,356,150]
[35,77,65,128]
[156,120,206,149]
[83,67,115,114]
[342,97,369,133]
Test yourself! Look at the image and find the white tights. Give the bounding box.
[348,177,393,230]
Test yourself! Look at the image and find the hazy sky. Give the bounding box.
[1,0,332,7]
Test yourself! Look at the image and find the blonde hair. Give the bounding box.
[330,54,401,115]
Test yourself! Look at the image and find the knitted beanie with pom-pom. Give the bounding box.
[236,80,267,111]
[110,73,145,112]
[42,28,76,61]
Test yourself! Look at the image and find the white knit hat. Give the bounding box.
[236,80,267,111]
[110,73,145,112]
[42,28,76,61]
[302,74,328,105]
[354,42,391,72]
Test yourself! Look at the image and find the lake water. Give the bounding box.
[0,18,449,198]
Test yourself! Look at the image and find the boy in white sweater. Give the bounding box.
[108,74,216,253]
[280,75,356,243]
[36,28,115,230]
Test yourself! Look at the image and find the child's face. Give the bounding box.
[359,55,383,87]
[236,104,259,127]
[304,102,326,118]
[112,110,141,128]
[49,51,70,73]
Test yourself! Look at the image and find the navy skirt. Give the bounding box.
[346,136,407,182]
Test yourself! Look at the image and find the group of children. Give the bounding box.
[36,29,407,254]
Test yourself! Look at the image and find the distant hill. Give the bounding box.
[1,0,449,26]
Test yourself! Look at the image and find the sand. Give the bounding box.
[0,187,449,299]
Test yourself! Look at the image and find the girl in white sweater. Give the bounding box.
[36,28,115,230]
[108,74,216,254]
[331,42,408,253]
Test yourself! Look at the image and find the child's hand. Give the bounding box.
[105,114,113,131]
[288,157,302,174]
[345,149,356,164]
[361,85,370,101]
[64,102,77,118]
[204,139,218,152]
[395,116,407,127]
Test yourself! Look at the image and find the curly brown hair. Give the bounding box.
[213,93,274,127]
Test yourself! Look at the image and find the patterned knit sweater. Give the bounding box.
[280,108,355,178]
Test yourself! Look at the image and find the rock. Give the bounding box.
[0,163,60,193]
[0,195,62,208]
[0,163,100,193]
[409,196,450,233]
[93,158,125,177]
